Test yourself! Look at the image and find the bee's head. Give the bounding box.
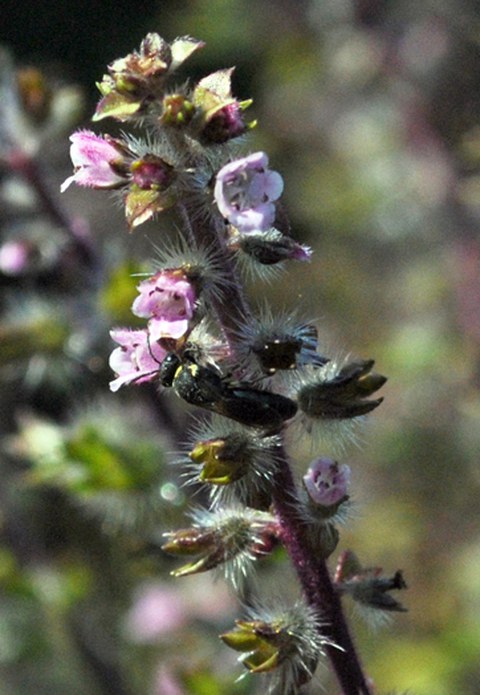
[159,353,182,387]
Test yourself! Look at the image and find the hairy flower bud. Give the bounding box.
[162,507,276,587]
[184,416,282,508]
[229,227,312,267]
[233,307,327,377]
[221,601,330,692]
[160,93,196,127]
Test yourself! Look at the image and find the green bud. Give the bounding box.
[190,436,251,485]
[160,94,196,127]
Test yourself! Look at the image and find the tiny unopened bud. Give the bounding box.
[130,155,174,190]
[94,33,204,122]
[192,68,255,144]
[160,93,196,126]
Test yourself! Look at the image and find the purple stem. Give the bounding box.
[272,446,372,695]
[185,203,373,695]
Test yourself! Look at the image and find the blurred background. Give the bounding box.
[1,1,480,694]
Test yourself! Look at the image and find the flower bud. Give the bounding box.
[192,68,255,144]
[162,507,276,586]
[160,94,196,127]
[296,359,386,420]
[130,155,174,190]
[93,34,204,122]
[221,601,329,690]
[125,155,176,227]
[233,308,327,377]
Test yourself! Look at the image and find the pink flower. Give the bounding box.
[0,240,32,275]
[125,583,188,642]
[60,130,129,192]
[132,270,196,340]
[303,457,351,507]
[108,328,166,392]
[214,152,283,233]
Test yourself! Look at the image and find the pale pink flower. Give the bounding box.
[214,152,283,233]
[108,328,166,392]
[0,240,32,275]
[132,270,196,340]
[153,667,186,695]
[303,457,351,507]
[60,130,128,192]
[125,583,188,642]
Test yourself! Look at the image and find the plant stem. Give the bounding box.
[271,447,373,695]
[178,203,251,346]
[186,205,373,695]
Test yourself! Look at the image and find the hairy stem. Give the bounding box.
[272,447,372,695]
[179,203,251,346]
[185,203,372,695]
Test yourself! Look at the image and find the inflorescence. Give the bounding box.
[61,33,405,695]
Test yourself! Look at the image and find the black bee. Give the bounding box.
[159,352,297,431]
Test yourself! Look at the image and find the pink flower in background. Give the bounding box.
[214,151,283,233]
[303,457,351,507]
[125,583,188,642]
[125,579,234,644]
[0,240,32,275]
[153,667,186,695]
[108,328,166,392]
[60,130,129,192]
[132,270,196,341]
